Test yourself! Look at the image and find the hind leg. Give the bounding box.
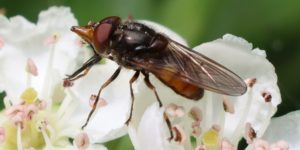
[141,71,174,140]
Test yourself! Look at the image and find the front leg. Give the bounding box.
[64,55,101,87]
[82,66,122,129]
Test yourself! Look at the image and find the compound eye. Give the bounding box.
[94,23,112,50]
[100,16,121,25]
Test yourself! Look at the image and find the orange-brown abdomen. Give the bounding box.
[152,69,204,100]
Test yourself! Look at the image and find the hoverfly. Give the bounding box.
[64,16,247,139]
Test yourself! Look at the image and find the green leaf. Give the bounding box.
[0,91,7,110]
[104,135,134,150]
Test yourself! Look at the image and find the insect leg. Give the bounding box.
[141,71,162,107]
[65,55,101,82]
[125,71,140,125]
[142,71,174,140]
[81,66,122,129]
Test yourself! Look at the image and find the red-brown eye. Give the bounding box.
[94,23,112,51]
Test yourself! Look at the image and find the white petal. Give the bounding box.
[263,111,300,149]
[128,102,184,150]
[37,6,78,32]
[71,60,132,143]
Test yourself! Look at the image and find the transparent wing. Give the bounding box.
[130,39,247,96]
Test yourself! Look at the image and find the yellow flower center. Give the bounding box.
[20,88,38,103]
[202,128,219,149]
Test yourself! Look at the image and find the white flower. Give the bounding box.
[0,6,109,150]
[128,20,283,150]
[0,6,79,101]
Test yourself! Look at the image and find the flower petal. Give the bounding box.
[70,60,132,143]
[128,102,184,150]
[262,110,300,149]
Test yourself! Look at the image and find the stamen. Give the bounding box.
[5,105,25,128]
[41,33,59,100]
[25,58,38,88]
[191,124,201,137]
[222,96,235,114]
[0,127,5,143]
[166,103,185,118]
[195,144,208,150]
[75,132,90,150]
[36,119,48,131]
[57,91,73,118]
[26,58,38,76]
[253,139,269,150]
[270,140,289,150]
[17,125,22,150]
[26,72,32,89]
[0,36,4,49]
[245,122,256,144]
[189,107,202,122]
[41,129,53,148]
[220,138,235,150]
[20,88,38,104]
[203,93,213,129]
[63,79,74,87]
[245,78,256,88]
[37,100,47,110]
[57,89,80,123]
[175,108,185,118]
[89,95,107,108]
[261,91,272,102]
[24,104,38,121]
[36,119,53,148]
[44,33,60,45]
[165,103,177,117]
[172,125,186,144]
[212,124,221,132]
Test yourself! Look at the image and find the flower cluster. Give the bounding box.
[126,20,288,150]
[0,7,115,150]
[0,6,298,150]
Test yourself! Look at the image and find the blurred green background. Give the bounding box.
[1,0,300,149]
